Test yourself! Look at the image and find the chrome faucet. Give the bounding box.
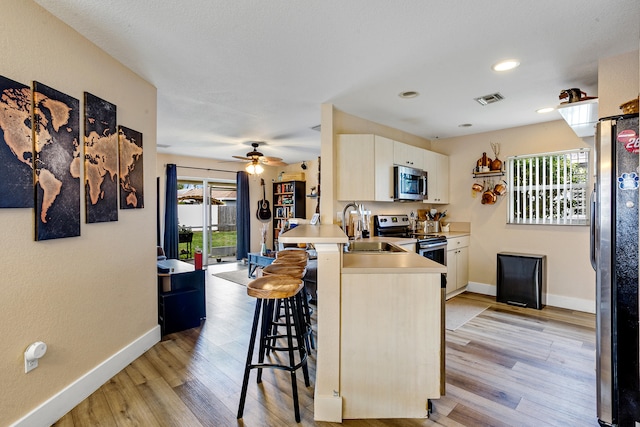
[341,201,359,239]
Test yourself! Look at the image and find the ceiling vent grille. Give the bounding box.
[475,92,504,106]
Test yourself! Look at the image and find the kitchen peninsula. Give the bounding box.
[279,224,447,422]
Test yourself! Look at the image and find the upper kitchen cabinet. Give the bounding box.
[393,141,425,170]
[337,134,394,202]
[424,151,449,204]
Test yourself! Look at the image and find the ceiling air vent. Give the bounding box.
[474,92,504,106]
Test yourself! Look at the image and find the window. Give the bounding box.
[507,148,590,225]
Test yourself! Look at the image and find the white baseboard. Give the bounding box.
[11,326,161,427]
[466,281,595,314]
[466,281,497,296]
[546,294,595,314]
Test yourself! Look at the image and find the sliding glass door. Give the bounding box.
[177,178,237,265]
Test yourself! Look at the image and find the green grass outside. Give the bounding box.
[179,230,236,256]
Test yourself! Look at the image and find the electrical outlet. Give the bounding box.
[24,341,47,373]
[25,357,38,373]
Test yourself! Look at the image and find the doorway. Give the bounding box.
[177,178,237,266]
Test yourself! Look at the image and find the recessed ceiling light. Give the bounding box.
[536,107,555,114]
[399,91,419,99]
[458,123,473,128]
[492,59,520,72]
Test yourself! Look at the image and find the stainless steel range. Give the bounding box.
[373,214,447,265]
[414,234,447,265]
[372,214,411,237]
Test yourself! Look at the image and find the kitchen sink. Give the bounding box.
[344,241,407,253]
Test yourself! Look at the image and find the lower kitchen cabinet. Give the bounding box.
[397,241,416,252]
[446,236,469,295]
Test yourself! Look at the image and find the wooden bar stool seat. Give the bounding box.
[275,249,309,262]
[273,257,308,268]
[237,275,310,423]
[262,263,314,352]
[262,263,305,278]
[245,273,303,298]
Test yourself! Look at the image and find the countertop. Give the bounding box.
[278,224,349,244]
[341,232,469,273]
[278,225,458,274]
[278,225,469,245]
[361,231,470,245]
[342,252,447,274]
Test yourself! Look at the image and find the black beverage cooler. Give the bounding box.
[496,252,546,309]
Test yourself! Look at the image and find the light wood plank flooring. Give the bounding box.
[54,263,598,426]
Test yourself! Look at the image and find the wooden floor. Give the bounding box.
[54,262,598,426]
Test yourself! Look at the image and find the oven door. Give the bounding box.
[417,240,447,266]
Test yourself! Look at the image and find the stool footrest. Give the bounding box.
[248,357,308,373]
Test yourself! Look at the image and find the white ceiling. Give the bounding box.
[35,0,639,165]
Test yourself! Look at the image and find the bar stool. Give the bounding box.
[237,274,310,423]
[273,251,314,338]
[275,249,309,262]
[262,263,314,352]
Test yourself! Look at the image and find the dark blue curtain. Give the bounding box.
[236,171,250,260]
[163,164,179,259]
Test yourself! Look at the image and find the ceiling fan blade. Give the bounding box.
[262,156,283,162]
[262,159,288,166]
[232,155,251,161]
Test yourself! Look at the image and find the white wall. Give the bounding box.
[434,120,594,311]
[598,50,639,118]
[1,1,158,425]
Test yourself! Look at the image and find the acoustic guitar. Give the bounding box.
[256,178,271,222]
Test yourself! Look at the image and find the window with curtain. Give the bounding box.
[507,148,590,225]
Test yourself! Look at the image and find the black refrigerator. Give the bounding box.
[592,113,639,426]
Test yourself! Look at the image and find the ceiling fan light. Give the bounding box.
[245,161,263,175]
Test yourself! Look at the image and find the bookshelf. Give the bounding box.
[272,180,306,248]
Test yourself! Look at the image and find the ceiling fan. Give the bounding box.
[233,142,287,174]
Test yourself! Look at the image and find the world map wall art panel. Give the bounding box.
[84,92,118,223]
[118,126,144,209]
[0,75,34,208]
[33,81,81,240]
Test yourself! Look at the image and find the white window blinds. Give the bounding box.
[507,148,590,225]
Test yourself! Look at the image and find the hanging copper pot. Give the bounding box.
[481,190,497,205]
[472,182,484,192]
[493,180,507,196]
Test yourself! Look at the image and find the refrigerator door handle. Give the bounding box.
[590,187,597,270]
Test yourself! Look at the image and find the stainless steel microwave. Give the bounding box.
[393,165,427,201]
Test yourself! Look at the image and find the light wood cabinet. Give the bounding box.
[337,134,394,202]
[341,271,441,418]
[446,236,469,295]
[424,150,449,204]
[393,141,424,170]
[397,241,416,252]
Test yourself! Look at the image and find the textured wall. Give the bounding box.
[598,50,639,118]
[434,120,594,309]
[0,1,157,424]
